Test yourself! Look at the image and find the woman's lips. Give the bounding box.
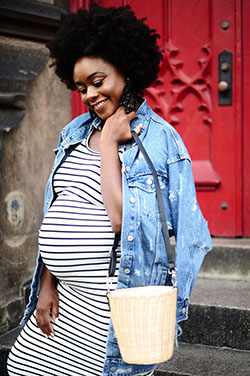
[92,98,108,111]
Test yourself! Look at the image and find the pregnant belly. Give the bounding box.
[38,193,115,288]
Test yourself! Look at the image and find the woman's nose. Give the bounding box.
[85,86,98,103]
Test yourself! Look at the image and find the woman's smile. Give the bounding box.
[92,98,109,112]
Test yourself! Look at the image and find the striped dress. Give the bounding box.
[7,135,153,376]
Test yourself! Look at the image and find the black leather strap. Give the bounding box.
[108,233,120,278]
[108,131,175,279]
[131,131,175,271]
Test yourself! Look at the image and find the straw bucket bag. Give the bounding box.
[107,131,178,365]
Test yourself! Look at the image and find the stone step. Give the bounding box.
[199,238,250,281]
[154,342,250,376]
[2,331,249,376]
[180,278,250,350]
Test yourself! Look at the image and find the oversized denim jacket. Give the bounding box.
[21,100,212,376]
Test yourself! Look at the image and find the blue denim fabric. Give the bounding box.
[21,100,212,376]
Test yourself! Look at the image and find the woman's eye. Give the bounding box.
[93,79,104,87]
[77,78,104,94]
[78,88,87,94]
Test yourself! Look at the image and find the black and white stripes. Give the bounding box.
[8,139,120,375]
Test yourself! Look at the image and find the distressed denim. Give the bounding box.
[21,100,212,376]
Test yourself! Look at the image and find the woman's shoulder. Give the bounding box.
[147,106,191,162]
[62,113,90,135]
[140,100,179,136]
[62,112,91,136]
[148,107,177,134]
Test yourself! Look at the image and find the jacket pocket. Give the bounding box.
[127,173,168,219]
[127,172,167,193]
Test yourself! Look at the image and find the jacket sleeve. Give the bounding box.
[167,157,212,311]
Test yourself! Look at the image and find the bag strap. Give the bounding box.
[108,233,120,278]
[108,131,176,286]
[131,131,175,271]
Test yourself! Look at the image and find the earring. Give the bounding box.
[120,77,138,114]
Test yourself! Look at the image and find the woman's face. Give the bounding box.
[73,56,125,120]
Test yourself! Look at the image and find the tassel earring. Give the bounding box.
[120,77,139,114]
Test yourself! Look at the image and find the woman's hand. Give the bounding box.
[36,266,59,337]
[100,106,141,233]
[101,106,139,145]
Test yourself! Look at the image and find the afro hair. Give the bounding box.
[47,3,162,94]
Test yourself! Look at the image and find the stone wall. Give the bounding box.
[0,0,71,334]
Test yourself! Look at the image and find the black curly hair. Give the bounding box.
[47,3,162,95]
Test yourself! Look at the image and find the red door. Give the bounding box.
[70,0,250,238]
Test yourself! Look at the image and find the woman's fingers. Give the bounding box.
[52,296,59,324]
[35,287,59,337]
[133,122,142,135]
[36,306,54,337]
[126,109,138,122]
[102,106,141,145]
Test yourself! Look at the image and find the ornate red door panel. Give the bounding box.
[70,0,249,237]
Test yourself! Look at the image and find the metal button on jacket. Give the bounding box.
[146,178,153,185]
[124,268,130,274]
[127,235,134,241]
[130,197,135,203]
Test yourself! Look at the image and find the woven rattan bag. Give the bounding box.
[107,131,178,365]
[107,285,177,364]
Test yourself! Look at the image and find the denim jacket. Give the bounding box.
[22,100,212,375]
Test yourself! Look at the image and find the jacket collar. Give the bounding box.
[62,99,150,149]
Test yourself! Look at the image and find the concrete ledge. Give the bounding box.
[190,278,250,309]
[200,239,250,281]
[181,304,250,350]
[155,342,250,376]
[180,278,250,350]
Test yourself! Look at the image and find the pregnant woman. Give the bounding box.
[7,4,211,376]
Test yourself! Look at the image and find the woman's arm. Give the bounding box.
[100,140,123,233]
[36,265,59,337]
[100,107,140,233]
